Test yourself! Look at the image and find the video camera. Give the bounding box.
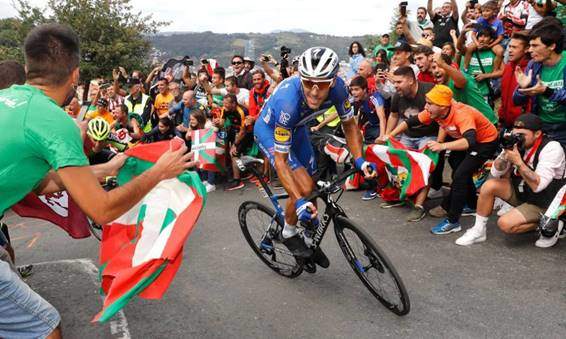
[500,131,525,150]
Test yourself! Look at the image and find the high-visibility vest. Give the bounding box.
[316,106,340,128]
[124,93,150,117]
[125,93,151,132]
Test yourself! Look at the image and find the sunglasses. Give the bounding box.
[232,61,243,65]
[301,78,333,91]
[422,33,431,38]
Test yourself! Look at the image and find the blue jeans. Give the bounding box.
[0,249,60,338]
[399,134,437,150]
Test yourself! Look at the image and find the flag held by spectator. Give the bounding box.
[11,191,91,239]
[366,139,439,200]
[93,138,207,323]
[190,128,226,173]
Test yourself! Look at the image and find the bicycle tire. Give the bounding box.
[88,219,103,241]
[334,216,410,316]
[239,201,303,278]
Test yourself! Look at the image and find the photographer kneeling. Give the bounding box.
[456,114,566,246]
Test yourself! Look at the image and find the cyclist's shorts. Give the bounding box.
[254,122,316,176]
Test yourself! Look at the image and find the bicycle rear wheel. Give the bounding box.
[239,201,303,278]
[334,216,410,316]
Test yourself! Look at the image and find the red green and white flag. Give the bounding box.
[366,139,439,200]
[190,128,226,173]
[545,183,566,219]
[93,138,207,323]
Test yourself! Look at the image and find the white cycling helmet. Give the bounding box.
[87,117,111,141]
[298,47,339,80]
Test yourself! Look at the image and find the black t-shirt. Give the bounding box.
[236,71,253,90]
[432,14,459,47]
[390,81,438,138]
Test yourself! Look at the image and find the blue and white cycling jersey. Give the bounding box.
[255,75,354,154]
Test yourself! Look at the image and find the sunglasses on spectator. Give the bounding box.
[232,61,243,65]
[422,33,431,38]
[301,78,333,91]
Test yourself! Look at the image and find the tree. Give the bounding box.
[9,0,168,81]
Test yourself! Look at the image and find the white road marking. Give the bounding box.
[33,258,132,339]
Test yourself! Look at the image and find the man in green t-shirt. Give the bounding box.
[432,53,498,125]
[514,19,566,145]
[372,33,394,61]
[0,24,196,338]
[462,27,499,105]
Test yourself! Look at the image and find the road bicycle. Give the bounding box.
[237,156,410,316]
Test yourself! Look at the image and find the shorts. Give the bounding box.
[254,123,316,176]
[399,134,436,150]
[0,254,60,338]
[505,188,545,223]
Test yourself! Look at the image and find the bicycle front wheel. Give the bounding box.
[238,201,303,278]
[334,216,410,316]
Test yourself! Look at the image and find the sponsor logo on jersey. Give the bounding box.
[279,112,291,125]
[343,100,352,112]
[274,126,291,143]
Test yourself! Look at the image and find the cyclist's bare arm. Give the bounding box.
[54,145,195,225]
[342,118,364,159]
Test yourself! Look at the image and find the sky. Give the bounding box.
[0,0,469,36]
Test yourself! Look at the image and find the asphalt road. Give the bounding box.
[5,182,566,338]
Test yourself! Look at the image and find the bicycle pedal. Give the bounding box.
[303,260,317,274]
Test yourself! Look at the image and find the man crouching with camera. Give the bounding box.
[455,114,566,246]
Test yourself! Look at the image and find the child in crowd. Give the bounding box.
[463,1,504,72]
[186,109,217,192]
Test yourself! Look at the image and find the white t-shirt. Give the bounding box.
[491,140,566,193]
[526,4,543,30]
[219,88,249,107]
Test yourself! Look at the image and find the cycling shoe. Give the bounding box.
[311,247,330,268]
[281,234,313,258]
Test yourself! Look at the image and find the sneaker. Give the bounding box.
[205,183,216,193]
[225,180,244,191]
[429,205,448,218]
[281,234,313,258]
[455,228,486,246]
[535,219,564,248]
[380,201,405,209]
[427,188,445,199]
[431,218,462,235]
[407,205,426,222]
[241,173,253,181]
[362,190,378,201]
[497,202,513,216]
[461,206,477,217]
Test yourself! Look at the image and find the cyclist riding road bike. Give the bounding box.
[254,47,375,266]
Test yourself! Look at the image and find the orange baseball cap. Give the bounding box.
[426,85,453,107]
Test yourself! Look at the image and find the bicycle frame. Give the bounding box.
[245,162,355,250]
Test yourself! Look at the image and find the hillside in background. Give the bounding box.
[151,31,374,66]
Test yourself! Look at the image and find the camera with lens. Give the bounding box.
[182,55,194,66]
[280,46,291,59]
[500,131,526,150]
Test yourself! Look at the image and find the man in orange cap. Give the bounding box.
[384,84,498,235]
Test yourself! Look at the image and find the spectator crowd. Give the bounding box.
[2,0,566,252]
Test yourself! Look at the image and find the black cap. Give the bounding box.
[96,98,108,107]
[387,41,412,52]
[513,113,542,131]
[382,33,390,38]
[127,77,141,85]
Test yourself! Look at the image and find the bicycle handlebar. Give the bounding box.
[305,166,358,201]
